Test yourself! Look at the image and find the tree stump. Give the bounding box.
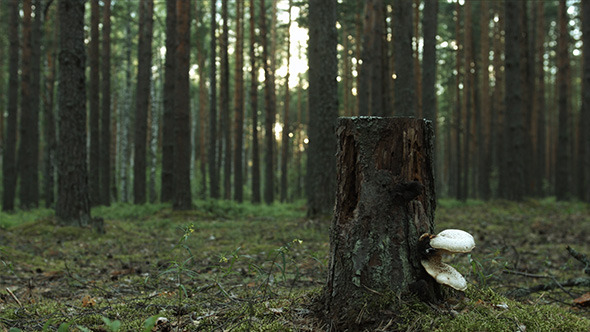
[323,117,440,328]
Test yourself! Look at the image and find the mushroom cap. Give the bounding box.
[421,255,467,291]
[429,229,475,253]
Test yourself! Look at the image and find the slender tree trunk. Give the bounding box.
[18,0,36,209]
[454,2,463,200]
[56,0,91,226]
[43,4,58,208]
[2,0,19,212]
[174,0,192,210]
[88,0,100,206]
[534,1,547,197]
[133,0,154,204]
[221,0,231,200]
[195,0,208,199]
[504,0,525,201]
[580,0,590,202]
[161,0,177,203]
[100,0,111,206]
[261,0,275,204]
[393,0,416,116]
[323,117,439,329]
[250,0,261,203]
[479,1,491,200]
[209,0,219,199]
[358,0,385,116]
[462,0,472,200]
[119,12,133,203]
[306,0,338,217]
[555,0,571,200]
[280,0,292,203]
[413,0,422,117]
[492,2,505,198]
[421,0,437,123]
[234,0,245,203]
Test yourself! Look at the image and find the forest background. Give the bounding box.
[0,0,589,214]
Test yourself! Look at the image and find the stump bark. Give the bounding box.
[323,117,440,328]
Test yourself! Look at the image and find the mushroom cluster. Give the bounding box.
[419,229,475,291]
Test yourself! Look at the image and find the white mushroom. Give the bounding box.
[421,254,467,291]
[429,229,475,253]
[419,229,475,291]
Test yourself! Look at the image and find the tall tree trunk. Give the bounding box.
[478,1,491,200]
[421,0,437,123]
[133,0,154,204]
[422,0,438,195]
[18,0,37,209]
[453,1,463,200]
[196,0,208,199]
[306,0,337,217]
[580,0,590,202]
[119,10,133,203]
[323,117,438,329]
[280,0,292,203]
[88,0,100,206]
[393,0,416,116]
[161,0,177,203]
[462,0,472,200]
[43,4,58,208]
[221,0,231,200]
[504,0,525,201]
[534,2,546,197]
[358,0,385,116]
[173,0,192,210]
[261,0,275,204]
[250,0,261,203]
[413,0,422,117]
[520,1,535,197]
[209,0,219,199]
[555,0,571,200]
[2,0,19,212]
[492,2,505,198]
[100,0,112,206]
[56,0,91,226]
[234,0,245,203]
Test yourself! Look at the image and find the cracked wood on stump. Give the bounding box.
[324,117,440,327]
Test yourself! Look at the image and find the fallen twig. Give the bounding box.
[503,269,552,279]
[566,246,590,275]
[6,287,23,307]
[507,277,590,298]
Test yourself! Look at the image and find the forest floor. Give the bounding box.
[1,198,589,331]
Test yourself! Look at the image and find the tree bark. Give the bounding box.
[2,0,19,211]
[88,0,100,206]
[56,0,91,226]
[133,0,154,204]
[100,0,112,206]
[580,0,590,202]
[208,0,219,199]
[173,0,192,210]
[280,0,292,203]
[555,0,571,200]
[161,0,177,203]
[234,0,245,203]
[306,0,338,217]
[393,0,416,117]
[261,0,276,204]
[250,0,261,204]
[504,0,525,201]
[221,0,231,200]
[323,117,438,328]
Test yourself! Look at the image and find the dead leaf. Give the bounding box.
[82,294,96,307]
[573,292,590,307]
